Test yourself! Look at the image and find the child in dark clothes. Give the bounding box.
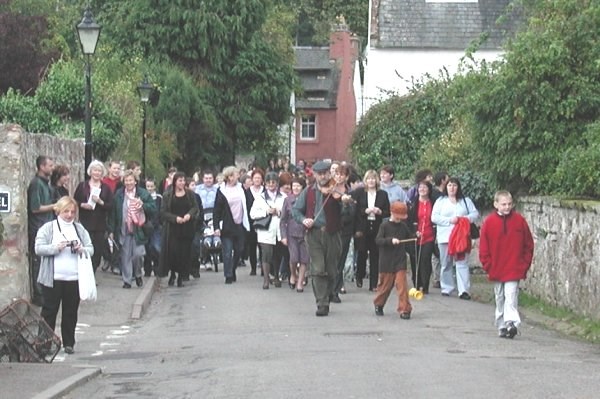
[374,201,414,319]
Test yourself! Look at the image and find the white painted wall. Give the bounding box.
[359,48,502,118]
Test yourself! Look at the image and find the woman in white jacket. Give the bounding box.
[431,177,479,299]
[35,196,94,355]
[250,172,287,289]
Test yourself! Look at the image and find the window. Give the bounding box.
[301,115,316,140]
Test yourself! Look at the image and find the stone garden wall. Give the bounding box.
[0,124,84,307]
[519,196,600,319]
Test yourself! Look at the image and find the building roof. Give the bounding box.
[294,47,339,109]
[372,0,521,50]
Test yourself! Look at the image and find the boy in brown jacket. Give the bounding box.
[374,201,414,319]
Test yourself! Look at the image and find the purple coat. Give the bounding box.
[280,194,305,239]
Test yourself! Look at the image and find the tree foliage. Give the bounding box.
[468,0,600,194]
[0,0,59,94]
[353,0,600,200]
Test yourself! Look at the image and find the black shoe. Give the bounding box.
[135,277,143,287]
[340,287,346,294]
[225,277,233,284]
[191,271,200,278]
[356,279,363,288]
[400,312,411,320]
[459,292,471,300]
[232,273,237,282]
[64,346,74,354]
[329,294,342,303]
[441,292,450,297]
[375,306,384,316]
[316,306,329,317]
[168,275,175,286]
[498,328,508,338]
[273,278,281,288]
[250,269,257,276]
[144,272,152,277]
[177,277,184,288]
[122,283,131,289]
[506,322,518,339]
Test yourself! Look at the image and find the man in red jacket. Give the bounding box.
[479,191,534,339]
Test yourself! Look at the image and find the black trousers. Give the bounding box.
[28,233,43,305]
[41,281,80,348]
[334,234,353,294]
[408,241,435,293]
[356,228,380,290]
[245,231,259,270]
[88,230,105,273]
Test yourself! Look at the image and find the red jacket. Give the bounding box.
[479,211,534,282]
[448,217,471,257]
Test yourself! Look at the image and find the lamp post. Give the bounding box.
[137,76,153,179]
[76,7,101,176]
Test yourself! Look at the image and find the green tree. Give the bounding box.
[0,0,59,94]
[468,0,600,193]
[95,0,296,165]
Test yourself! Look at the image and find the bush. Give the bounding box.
[554,121,600,198]
[351,73,454,179]
[35,59,83,117]
[0,88,61,133]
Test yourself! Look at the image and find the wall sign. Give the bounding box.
[0,192,10,212]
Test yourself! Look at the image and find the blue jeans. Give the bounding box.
[221,224,246,279]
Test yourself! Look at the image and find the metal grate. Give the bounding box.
[0,299,62,363]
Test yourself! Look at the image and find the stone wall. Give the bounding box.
[519,196,600,320]
[0,124,84,307]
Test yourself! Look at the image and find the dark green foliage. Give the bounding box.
[354,0,600,201]
[468,0,600,194]
[0,88,61,133]
[554,122,600,198]
[35,60,83,117]
[151,64,223,174]
[351,74,453,181]
[0,2,59,94]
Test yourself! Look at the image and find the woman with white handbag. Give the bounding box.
[35,196,94,355]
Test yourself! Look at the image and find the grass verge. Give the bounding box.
[470,273,600,345]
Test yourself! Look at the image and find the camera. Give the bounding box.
[66,240,78,254]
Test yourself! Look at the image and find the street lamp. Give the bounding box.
[137,76,153,179]
[76,7,101,176]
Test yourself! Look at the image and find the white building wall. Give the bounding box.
[360,48,502,118]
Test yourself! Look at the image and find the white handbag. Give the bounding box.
[78,250,97,301]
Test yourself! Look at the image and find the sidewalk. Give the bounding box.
[0,268,159,399]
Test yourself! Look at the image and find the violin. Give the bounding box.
[320,178,354,203]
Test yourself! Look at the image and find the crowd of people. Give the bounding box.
[26,155,534,354]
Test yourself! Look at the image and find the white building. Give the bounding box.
[359,0,522,118]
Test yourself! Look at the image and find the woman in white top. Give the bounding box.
[250,172,286,289]
[213,166,250,284]
[35,196,94,354]
[431,177,479,299]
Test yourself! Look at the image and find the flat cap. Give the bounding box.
[312,160,331,173]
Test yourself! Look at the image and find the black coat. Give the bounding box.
[158,189,200,277]
[354,188,390,251]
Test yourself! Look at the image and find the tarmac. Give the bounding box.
[0,267,159,399]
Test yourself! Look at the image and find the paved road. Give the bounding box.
[61,267,600,398]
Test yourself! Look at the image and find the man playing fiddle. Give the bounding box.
[292,160,354,316]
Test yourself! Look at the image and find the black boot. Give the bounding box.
[168,273,175,286]
[177,274,184,287]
